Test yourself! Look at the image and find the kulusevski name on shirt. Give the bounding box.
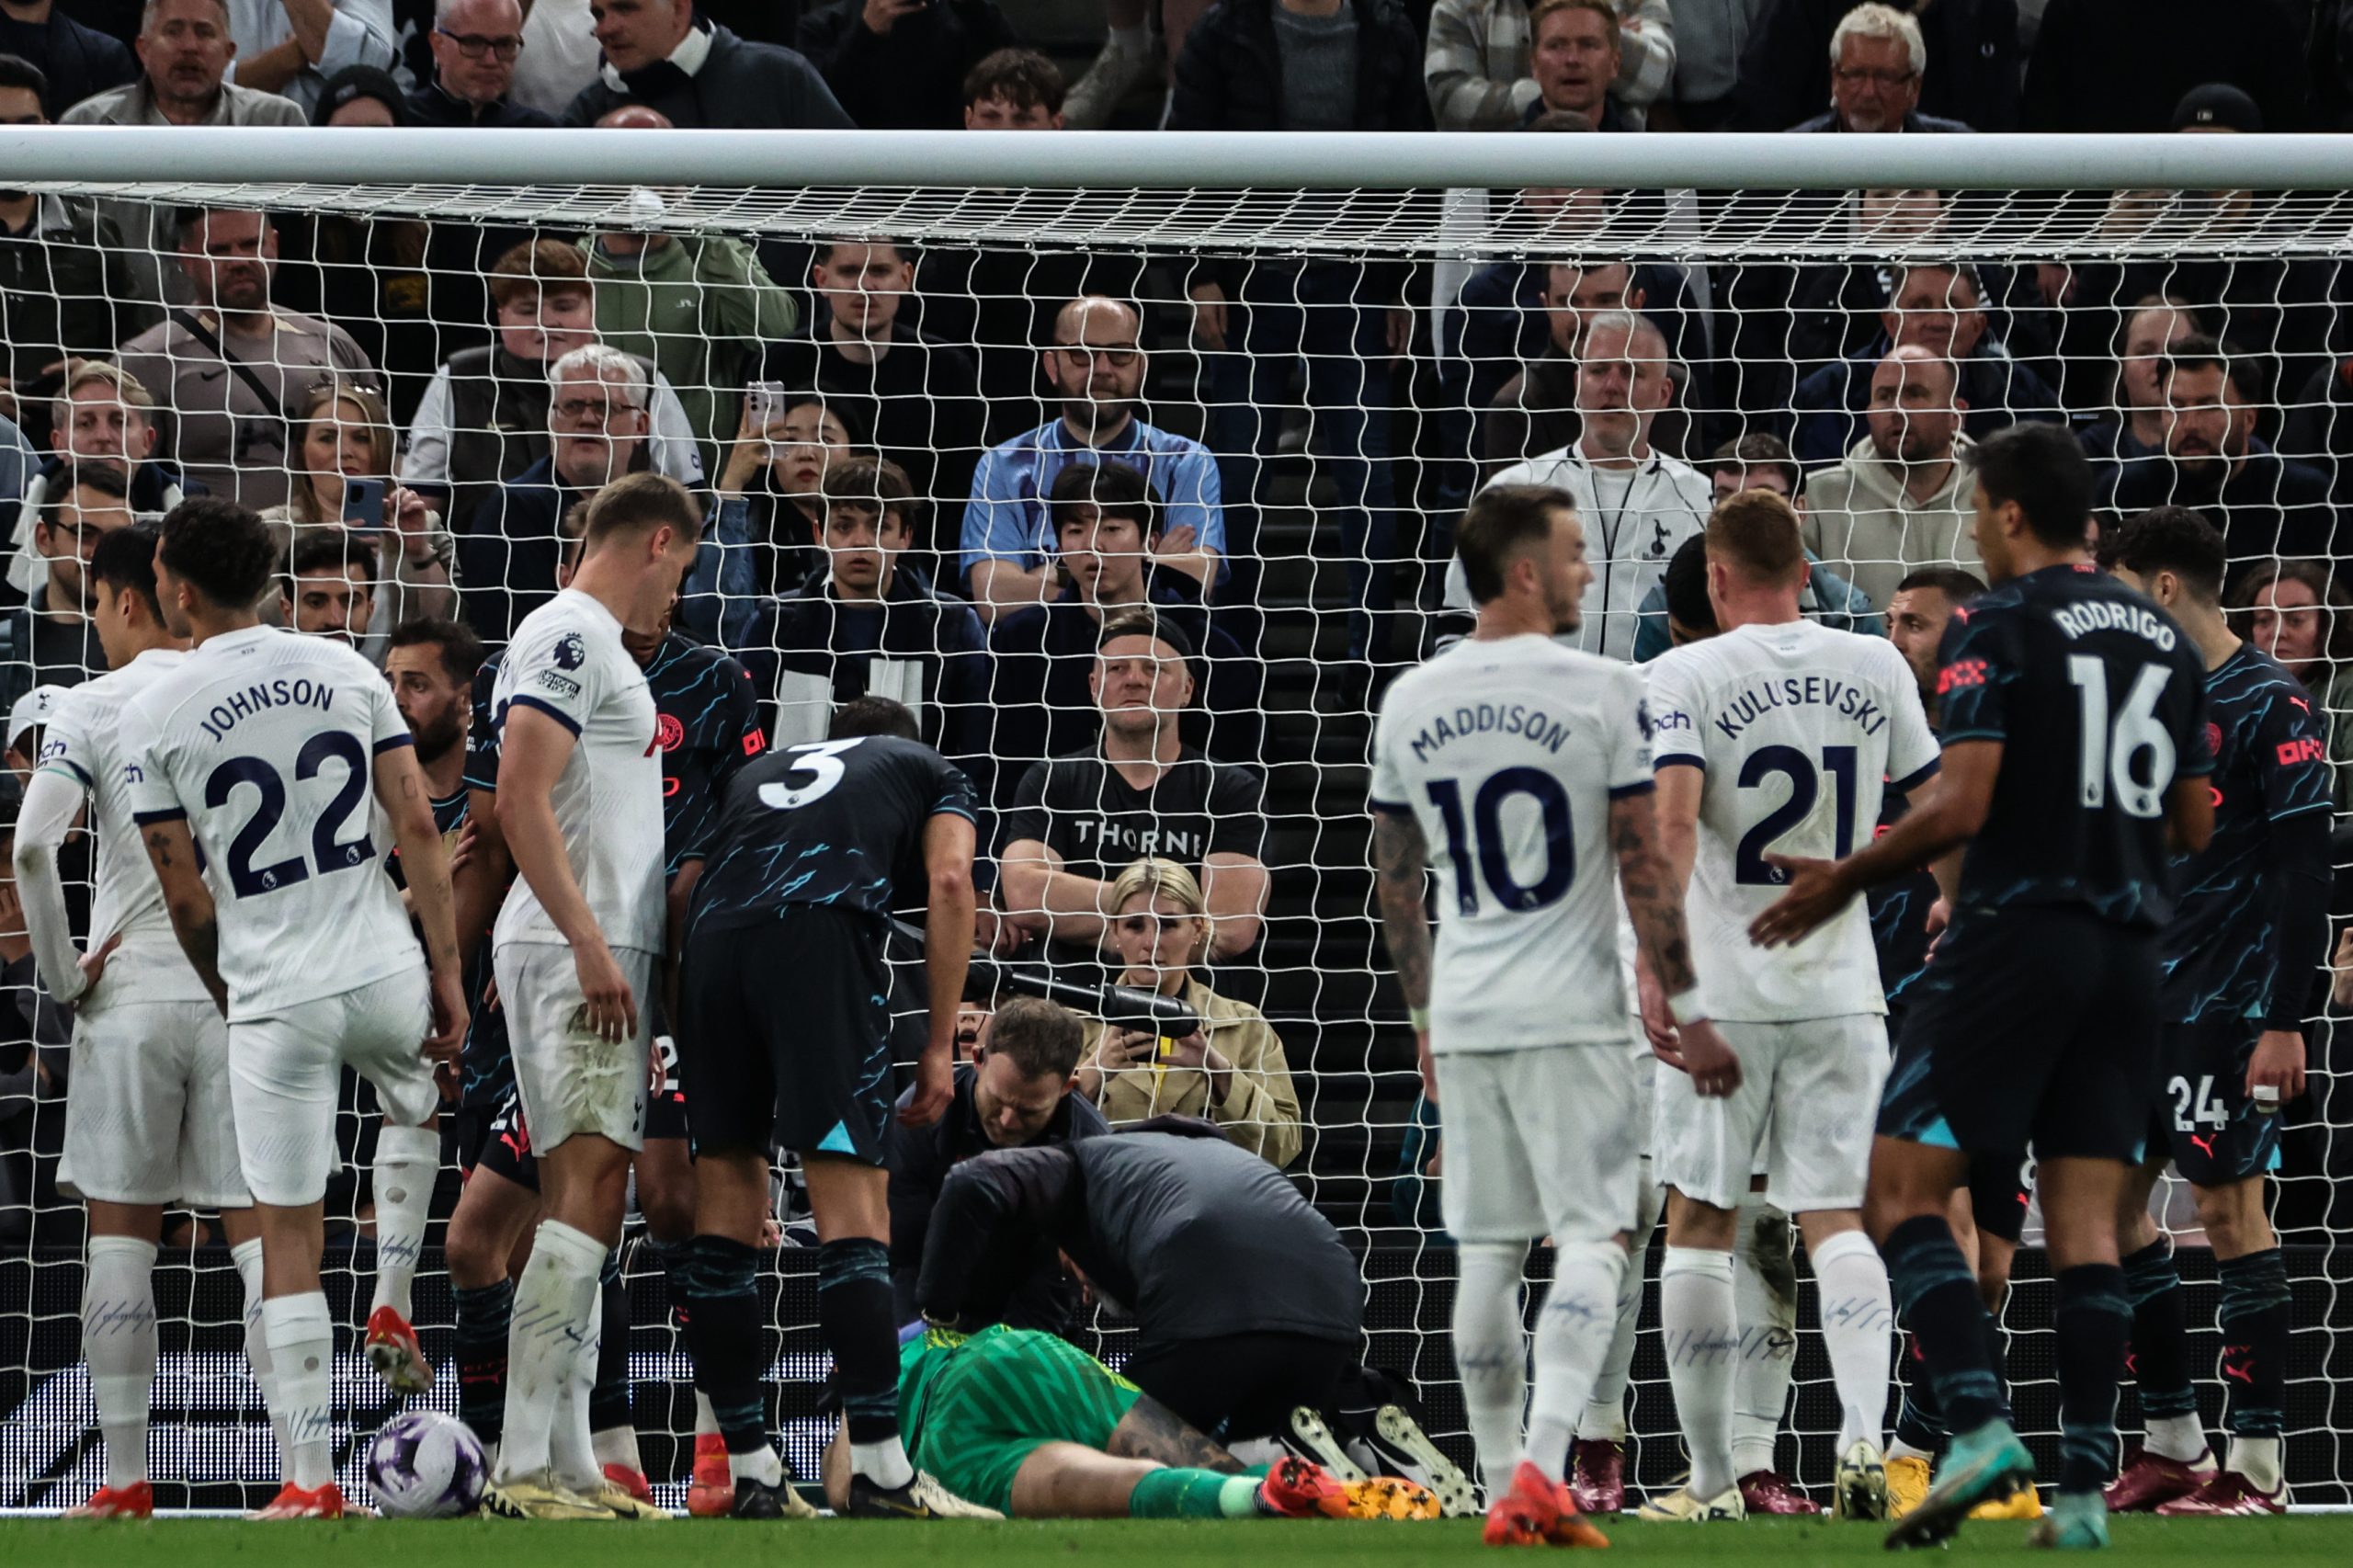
[1692,676,1891,743]
[193,677,338,743]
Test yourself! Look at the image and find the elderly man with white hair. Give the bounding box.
[456,343,658,643]
[1788,3,1972,132]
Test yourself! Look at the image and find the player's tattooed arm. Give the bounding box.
[1608,790,1699,996]
[1370,807,1433,1011]
[1106,1396,1244,1473]
[142,821,228,1015]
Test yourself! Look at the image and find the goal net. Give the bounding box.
[1,128,2348,1510]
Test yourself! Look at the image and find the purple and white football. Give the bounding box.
[367,1409,488,1517]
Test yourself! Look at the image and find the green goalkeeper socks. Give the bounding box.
[1127,1468,1263,1519]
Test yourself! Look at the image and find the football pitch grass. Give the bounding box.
[6,1514,2352,1568]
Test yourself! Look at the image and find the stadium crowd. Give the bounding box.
[0,0,2349,1537]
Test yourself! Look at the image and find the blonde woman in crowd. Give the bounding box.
[1077,857,1302,1168]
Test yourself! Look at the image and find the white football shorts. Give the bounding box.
[1434,1042,1643,1245]
[1652,1013,1891,1212]
[229,964,437,1208]
[59,995,247,1209]
[494,940,654,1156]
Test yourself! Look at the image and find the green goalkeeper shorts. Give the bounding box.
[901,1324,1142,1516]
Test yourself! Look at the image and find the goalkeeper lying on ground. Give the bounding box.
[820,1323,1438,1522]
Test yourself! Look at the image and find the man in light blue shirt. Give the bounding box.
[961,296,1225,623]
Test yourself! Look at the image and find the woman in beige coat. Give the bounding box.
[1076,858,1303,1169]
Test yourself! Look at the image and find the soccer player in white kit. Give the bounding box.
[13,524,268,1517]
[483,472,699,1520]
[1370,484,1741,1548]
[120,498,468,1519]
[1634,492,1940,1524]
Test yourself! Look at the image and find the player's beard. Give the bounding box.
[410,706,465,765]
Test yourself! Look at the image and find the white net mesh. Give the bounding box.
[2,150,2349,1510]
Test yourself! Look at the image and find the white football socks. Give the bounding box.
[498,1219,603,1483]
[1810,1229,1895,1454]
[1522,1242,1629,1483]
[84,1235,158,1491]
[1662,1246,1739,1501]
[1577,1228,1646,1444]
[550,1280,604,1493]
[261,1292,335,1491]
[229,1237,287,1470]
[2145,1413,2211,1464]
[368,1123,438,1320]
[1732,1197,1798,1477]
[2230,1435,2281,1492]
[1453,1241,1529,1495]
[850,1437,915,1491]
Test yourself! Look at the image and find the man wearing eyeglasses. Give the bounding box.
[0,461,130,715]
[406,0,553,127]
[961,296,1225,626]
[1788,5,1971,134]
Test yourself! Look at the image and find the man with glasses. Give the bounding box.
[0,461,128,713]
[406,0,552,126]
[457,344,652,642]
[961,296,1225,625]
[1788,5,1971,133]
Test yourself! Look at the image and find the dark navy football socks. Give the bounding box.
[589,1250,633,1436]
[2120,1237,2198,1422]
[1882,1215,2007,1435]
[451,1278,513,1446]
[676,1234,768,1455]
[2216,1247,2291,1438]
[817,1237,900,1444]
[2053,1264,2131,1494]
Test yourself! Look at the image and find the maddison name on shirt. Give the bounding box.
[195,678,336,742]
[1705,676,1890,742]
[1408,701,1571,763]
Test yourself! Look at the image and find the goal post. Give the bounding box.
[0,127,2348,1512]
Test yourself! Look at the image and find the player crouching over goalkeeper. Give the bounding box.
[821,1322,1438,1523]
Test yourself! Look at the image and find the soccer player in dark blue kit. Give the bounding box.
[671,695,986,1519]
[2102,507,2327,1517]
[1751,424,2216,1551]
[443,509,767,1512]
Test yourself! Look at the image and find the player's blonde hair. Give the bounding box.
[1108,857,1210,966]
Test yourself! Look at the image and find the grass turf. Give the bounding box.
[4,1514,2350,1567]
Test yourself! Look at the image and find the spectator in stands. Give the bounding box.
[559,0,851,127]
[920,53,1153,412]
[1462,310,1711,660]
[1462,256,1709,450]
[1425,0,1672,130]
[1788,261,2062,467]
[400,237,703,532]
[585,106,800,475]
[1799,346,1980,607]
[796,0,1018,130]
[256,378,453,660]
[885,994,1108,1328]
[734,456,989,780]
[2229,560,2353,809]
[748,240,987,553]
[277,527,377,648]
[458,342,653,641]
[1522,0,1652,129]
[1076,858,1303,1168]
[2078,295,2198,484]
[7,365,193,602]
[691,391,855,619]
[0,463,128,712]
[1736,0,2016,132]
[114,206,380,510]
[214,0,399,116]
[406,0,553,125]
[963,296,1224,623]
[999,608,1268,976]
[1480,265,1711,471]
[311,59,400,122]
[1787,4,1971,132]
[0,57,148,449]
[2023,0,2307,132]
[0,0,137,113]
[2107,335,2336,573]
[986,460,1263,795]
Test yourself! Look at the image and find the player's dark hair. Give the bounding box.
[1968,423,2093,550]
[1457,484,1574,606]
[1097,608,1197,663]
[87,521,163,622]
[158,496,277,609]
[39,460,130,534]
[286,528,378,585]
[2159,331,2264,404]
[1662,534,1716,638]
[2111,506,2228,605]
[0,52,51,117]
[823,453,920,536]
[986,996,1086,1082]
[1709,432,1800,495]
[1048,460,1160,542]
[585,471,701,549]
[1894,565,1987,603]
[386,616,487,688]
[829,696,919,742]
[962,46,1065,114]
[1707,488,1806,585]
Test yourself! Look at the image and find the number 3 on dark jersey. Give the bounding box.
[1425,767,1576,915]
